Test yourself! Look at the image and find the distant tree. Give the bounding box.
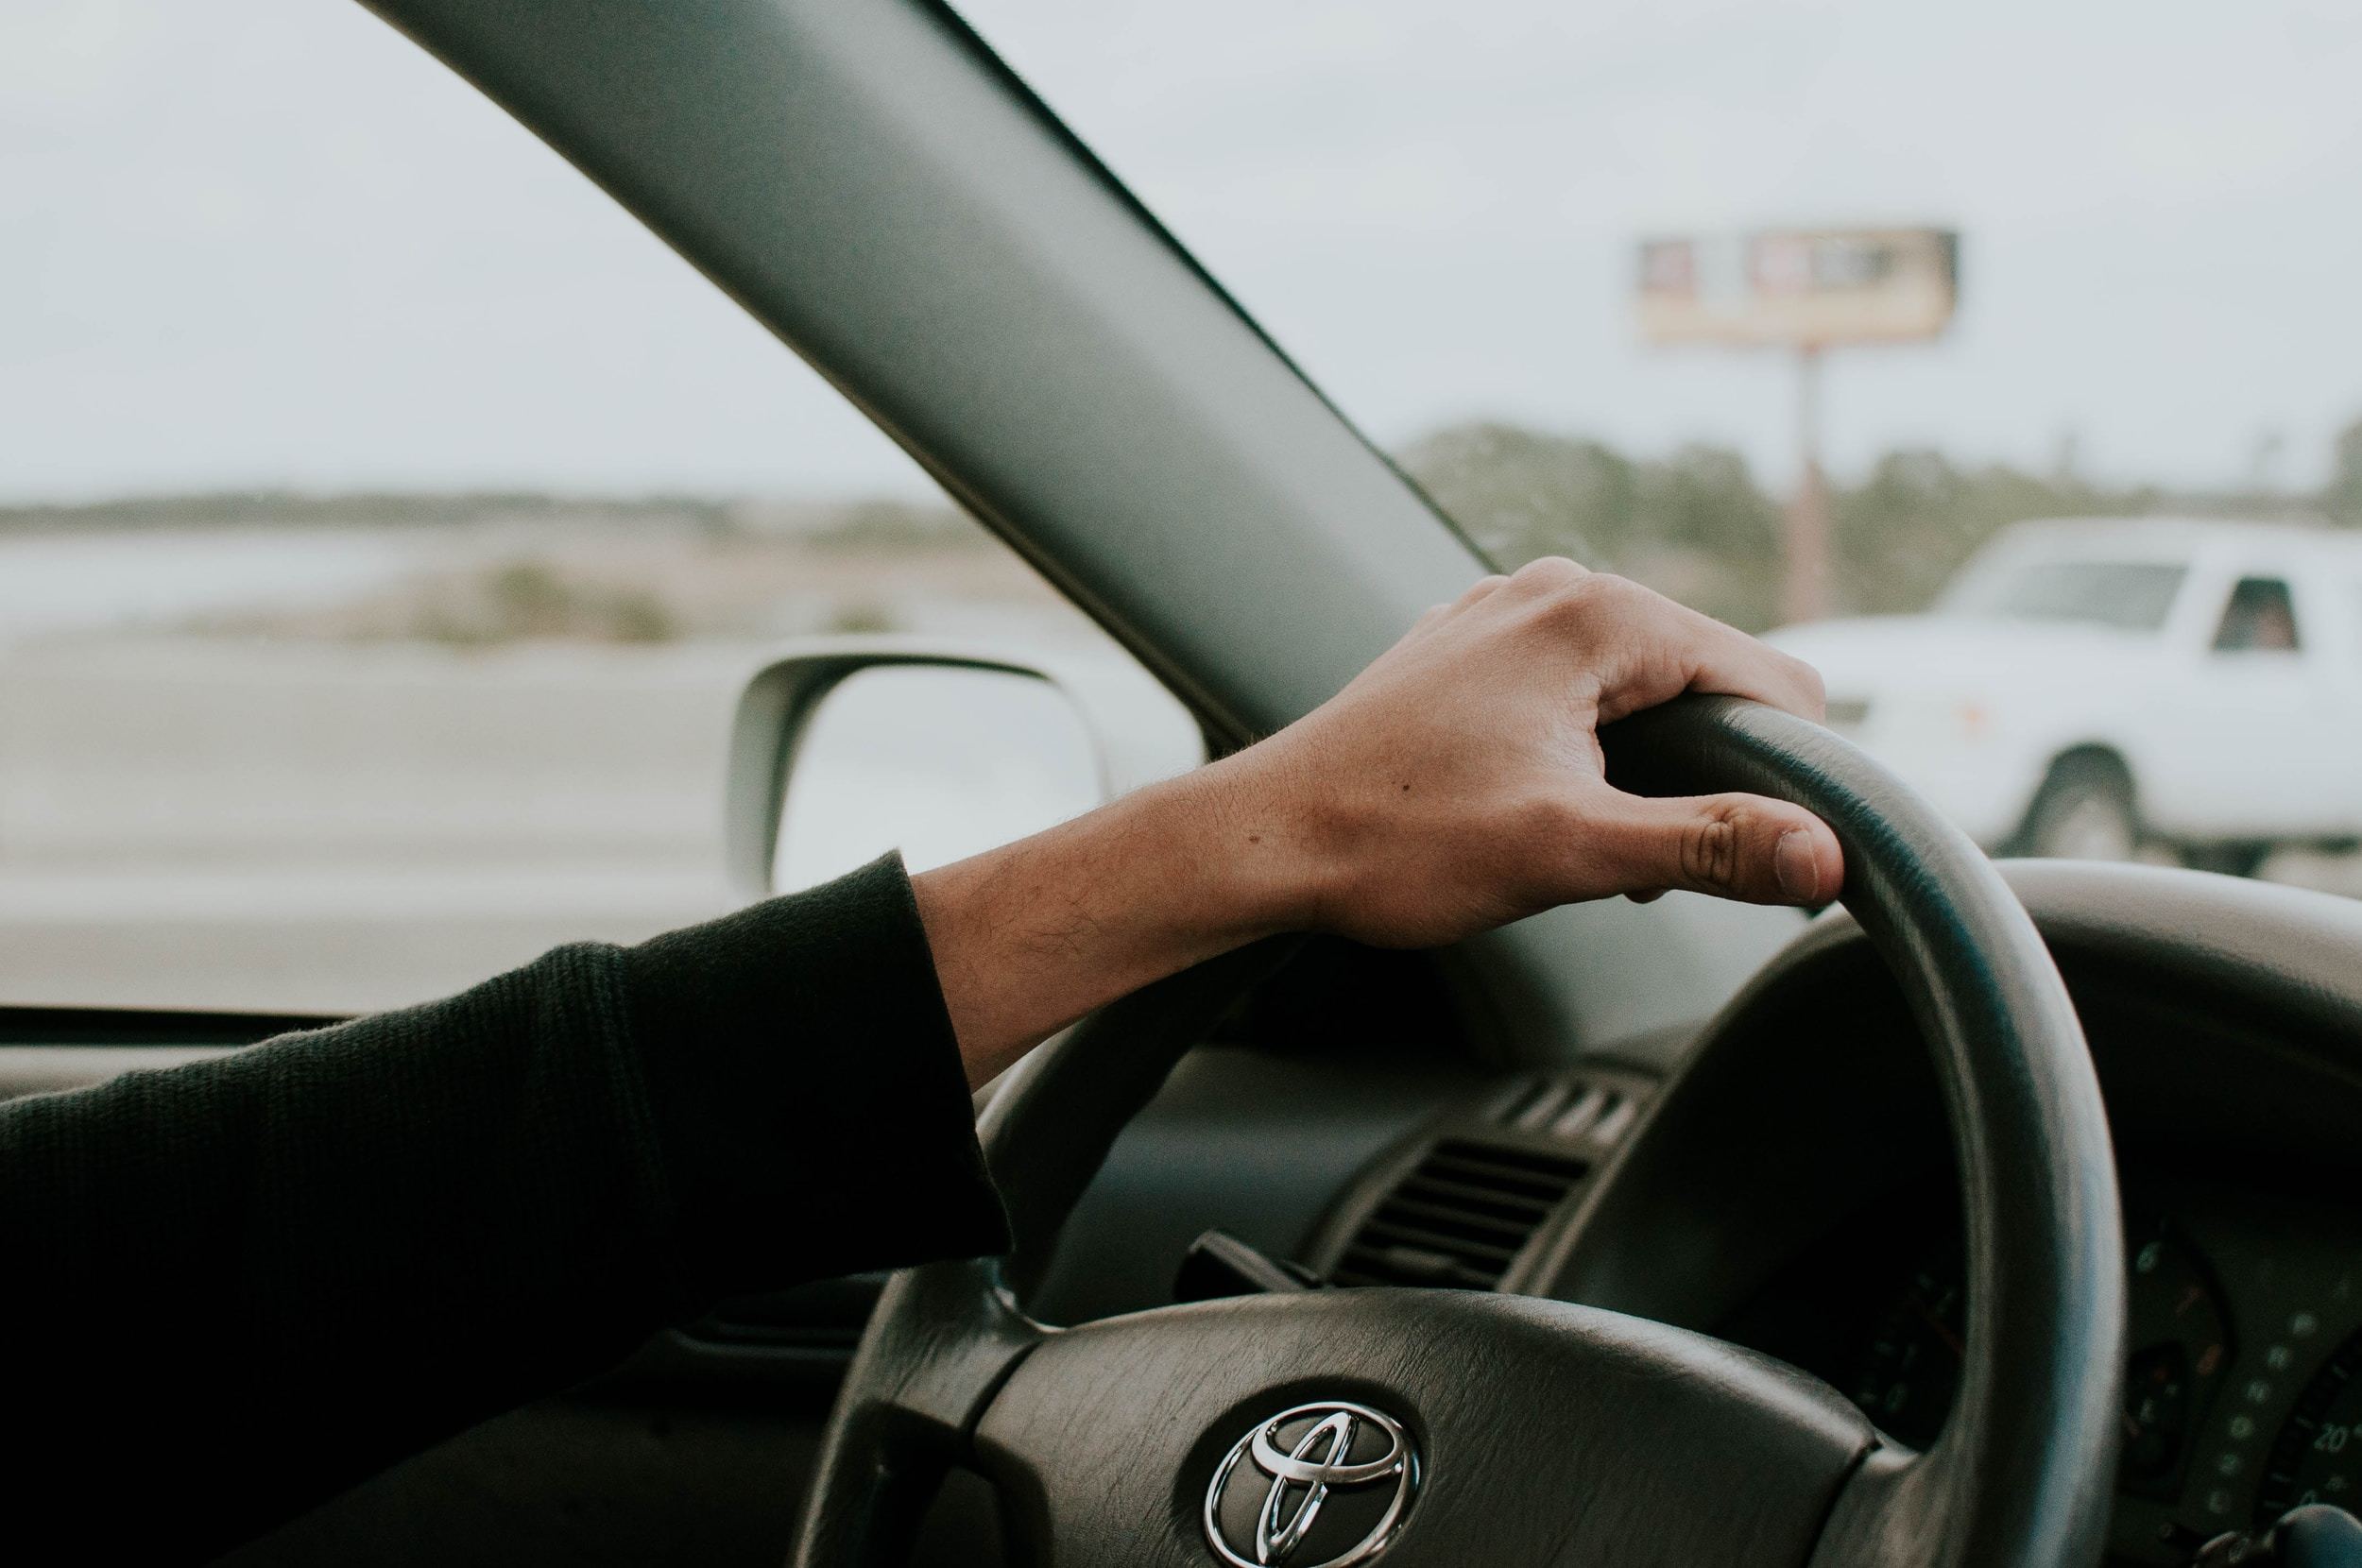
[0,490,734,535]
[1627,444,1782,629]
[1831,450,2159,616]
[1400,421,1782,629]
[1397,421,1626,570]
[1403,419,2191,629]
[1831,450,1995,614]
[2329,417,2362,526]
[809,499,975,551]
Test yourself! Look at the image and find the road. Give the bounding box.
[0,630,1200,1013]
[2,631,2355,1016]
[0,638,749,1011]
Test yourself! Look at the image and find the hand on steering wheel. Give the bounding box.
[816,561,2119,1566]
[916,557,1842,1085]
[798,679,2124,1568]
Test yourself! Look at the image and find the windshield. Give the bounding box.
[6,0,2361,1014]
[964,0,2362,895]
[1942,560,2189,632]
[0,0,1174,1012]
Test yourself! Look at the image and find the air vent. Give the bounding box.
[1495,1075,1638,1146]
[1329,1138,1588,1290]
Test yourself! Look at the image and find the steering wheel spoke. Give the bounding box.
[788,1257,1040,1568]
[1804,1439,1952,1566]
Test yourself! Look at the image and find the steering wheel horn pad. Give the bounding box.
[980,1287,1874,1566]
[789,695,2125,1568]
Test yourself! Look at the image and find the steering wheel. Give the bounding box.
[787,694,2126,1568]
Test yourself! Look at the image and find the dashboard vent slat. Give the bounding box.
[1492,1072,1645,1148]
[1375,1194,1538,1244]
[1395,1173,1560,1220]
[1358,1216,1523,1263]
[1420,1150,1582,1201]
[1332,1137,1589,1291]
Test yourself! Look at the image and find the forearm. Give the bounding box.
[913,751,1324,1085]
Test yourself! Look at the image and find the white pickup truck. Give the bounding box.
[1770,518,2362,875]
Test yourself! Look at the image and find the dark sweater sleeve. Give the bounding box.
[0,853,1006,1562]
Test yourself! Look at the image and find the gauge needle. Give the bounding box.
[1913,1298,1966,1361]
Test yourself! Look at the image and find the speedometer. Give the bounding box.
[2120,1220,2234,1502]
[1851,1244,1963,1451]
[1849,1216,2230,1487]
[2258,1329,2362,1520]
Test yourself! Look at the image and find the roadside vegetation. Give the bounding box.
[5,414,2355,644]
[1404,414,2362,633]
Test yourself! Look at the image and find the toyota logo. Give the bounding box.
[1202,1401,1419,1568]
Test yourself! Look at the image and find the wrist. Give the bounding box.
[909,747,1336,1084]
[1171,741,1346,942]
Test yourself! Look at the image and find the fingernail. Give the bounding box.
[1774,830,1818,902]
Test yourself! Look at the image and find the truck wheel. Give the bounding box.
[2181,844,2270,878]
[2019,753,2138,861]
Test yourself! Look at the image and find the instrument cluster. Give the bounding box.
[1744,1175,2362,1564]
[2152,1180,2362,1559]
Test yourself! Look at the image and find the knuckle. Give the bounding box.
[1598,572,1672,619]
[1511,794,1591,881]
[1577,571,1649,615]
[1534,568,1621,628]
[1511,555,1588,596]
[1514,790,1581,844]
[1679,810,1742,890]
[1550,574,1666,649]
[1447,574,1511,614]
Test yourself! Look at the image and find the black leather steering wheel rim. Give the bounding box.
[1607,695,2126,1567]
[787,693,2126,1568]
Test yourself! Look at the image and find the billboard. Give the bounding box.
[1637,227,1959,348]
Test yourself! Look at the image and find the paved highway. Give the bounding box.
[2,633,2353,1017]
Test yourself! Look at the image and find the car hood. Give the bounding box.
[1766,614,2161,699]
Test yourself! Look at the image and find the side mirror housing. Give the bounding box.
[722,638,1203,899]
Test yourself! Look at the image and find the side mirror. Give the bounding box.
[723,639,1203,898]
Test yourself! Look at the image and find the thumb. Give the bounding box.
[1593,791,1843,906]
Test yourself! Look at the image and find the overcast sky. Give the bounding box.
[7,0,2359,503]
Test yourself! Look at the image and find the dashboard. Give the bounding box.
[15,863,2348,1565]
[1040,863,2362,1568]
[1267,1053,2362,1564]
[1725,1174,2362,1561]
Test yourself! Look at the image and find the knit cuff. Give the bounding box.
[623,854,1009,1304]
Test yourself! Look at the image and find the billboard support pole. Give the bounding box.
[1636,227,1959,623]
[1784,343,1830,624]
